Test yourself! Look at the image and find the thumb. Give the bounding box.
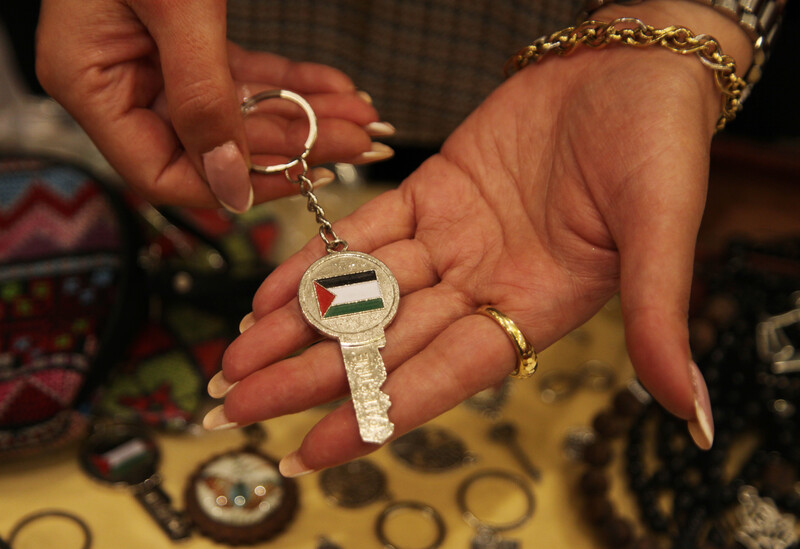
[616,182,714,451]
[132,0,252,212]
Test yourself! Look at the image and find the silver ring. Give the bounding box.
[456,469,535,533]
[375,500,446,549]
[240,89,318,175]
[8,510,92,549]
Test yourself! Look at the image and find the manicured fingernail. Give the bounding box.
[239,312,256,334]
[351,142,394,165]
[364,122,396,137]
[202,404,239,431]
[202,141,254,213]
[687,361,714,450]
[356,90,373,104]
[207,371,238,399]
[309,167,336,188]
[279,451,314,478]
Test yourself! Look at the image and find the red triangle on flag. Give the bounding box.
[314,282,336,316]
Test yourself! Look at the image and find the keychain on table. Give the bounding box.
[457,469,535,549]
[243,90,400,445]
[78,421,192,541]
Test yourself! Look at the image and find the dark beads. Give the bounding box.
[689,317,717,357]
[583,440,612,467]
[631,536,661,549]
[593,411,626,438]
[583,496,614,524]
[602,516,634,547]
[614,390,645,417]
[579,469,609,495]
[703,294,738,328]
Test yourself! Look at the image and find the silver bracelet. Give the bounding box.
[578,0,785,99]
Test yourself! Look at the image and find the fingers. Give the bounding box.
[130,0,254,212]
[251,187,417,317]
[220,284,471,426]
[280,313,516,473]
[228,43,358,95]
[224,238,439,382]
[614,160,713,449]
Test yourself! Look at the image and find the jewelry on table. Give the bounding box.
[456,469,536,549]
[487,422,542,482]
[183,444,298,545]
[243,90,399,445]
[538,360,617,404]
[463,379,511,419]
[571,237,800,548]
[78,421,191,541]
[374,500,446,549]
[734,485,798,549]
[6,510,92,549]
[318,458,390,508]
[389,426,475,472]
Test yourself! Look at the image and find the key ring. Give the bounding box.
[7,510,92,549]
[240,89,318,174]
[375,500,446,549]
[456,469,535,533]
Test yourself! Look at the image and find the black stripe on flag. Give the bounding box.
[316,270,377,289]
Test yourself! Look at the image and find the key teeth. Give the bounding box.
[360,421,394,445]
[357,393,394,444]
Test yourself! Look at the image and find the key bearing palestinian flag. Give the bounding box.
[313,270,384,318]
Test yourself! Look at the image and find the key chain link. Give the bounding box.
[283,156,348,253]
[241,89,347,254]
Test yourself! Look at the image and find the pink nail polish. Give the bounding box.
[202,141,253,213]
[687,361,714,450]
[279,451,313,478]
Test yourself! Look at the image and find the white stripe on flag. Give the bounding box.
[330,280,381,306]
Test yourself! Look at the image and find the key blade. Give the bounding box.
[342,344,394,444]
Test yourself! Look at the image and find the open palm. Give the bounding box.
[215,46,719,472]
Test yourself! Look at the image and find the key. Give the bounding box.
[299,251,400,444]
[488,421,542,481]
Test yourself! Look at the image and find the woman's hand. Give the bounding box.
[207,39,728,474]
[36,0,393,211]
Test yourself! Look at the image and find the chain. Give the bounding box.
[285,158,349,253]
[504,17,746,131]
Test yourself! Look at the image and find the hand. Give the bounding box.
[207,42,723,474]
[36,0,393,211]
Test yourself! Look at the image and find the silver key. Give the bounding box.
[298,251,400,444]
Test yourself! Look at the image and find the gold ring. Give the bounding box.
[477,307,538,379]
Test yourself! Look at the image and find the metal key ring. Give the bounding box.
[375,500,446,549]
[456,469,535,533]
[8,510,92,549]
[240,89,318,175]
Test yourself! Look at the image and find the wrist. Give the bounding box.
[591,0,754,69]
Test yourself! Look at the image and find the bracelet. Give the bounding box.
[504,17,746,131]
[578,0,785,99]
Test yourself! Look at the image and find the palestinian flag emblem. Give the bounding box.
[313,270,385,318]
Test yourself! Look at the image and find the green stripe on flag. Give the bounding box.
[324,298,384,318]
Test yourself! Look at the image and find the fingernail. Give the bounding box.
[207,371,238,399]
[309,167,336,188]
[202,141,254,213]
[279,451,314,478]
[351,142,394,165]
[687,361,714,450]
[202,404,239,431]
[239,312,256,334]
[356,90,373,104]
[364,122,396,137]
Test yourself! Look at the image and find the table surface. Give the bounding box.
[4,162,800,549]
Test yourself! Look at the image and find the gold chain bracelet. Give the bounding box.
[504,17,746,131]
